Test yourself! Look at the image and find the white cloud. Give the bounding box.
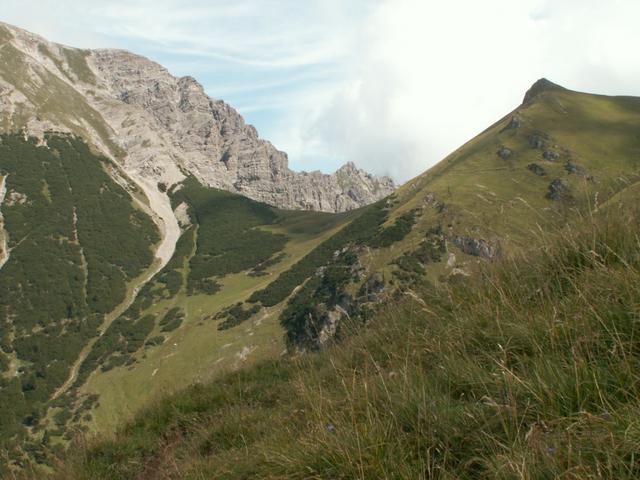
[288,0,640,181]
[1,0,640,181]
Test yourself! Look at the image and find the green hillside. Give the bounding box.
[52,182,640,480]
[4,79,640,477]
[0,135,359,473]
[59,178,358,440]
[46,80,640,478]
[263,79,640,352]
[0,136,358,472]
[0,134,159,471]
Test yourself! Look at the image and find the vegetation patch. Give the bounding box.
[170,179,289,295]
[159,307,185,333]
[53,207,640,480]
[144,336,165,348]
[392,227,447,284]
[216,303,262,331]
[0,134,157,470]
[155,226,196,298]
[248,252,286,277]
[368,209,418,248]
[280,248,360,349]
[248,200,389,307]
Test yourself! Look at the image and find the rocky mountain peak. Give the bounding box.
[88,48,396,212]
[0,22,395,213]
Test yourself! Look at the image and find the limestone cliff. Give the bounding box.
[0,22,395,213]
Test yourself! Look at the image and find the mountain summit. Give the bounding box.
[522,77,566,104]
[0,22,394,214]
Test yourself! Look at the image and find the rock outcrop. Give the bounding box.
[546,179,572,201]
[0,22,395,213]
[543,150,560,161]
[564,160,591,179]
[497,146,512,160]
[452,236,501,259]
[527,163,546,176]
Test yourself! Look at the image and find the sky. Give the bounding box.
[1,0,639,182]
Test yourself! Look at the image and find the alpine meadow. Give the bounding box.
[0,11,638,480]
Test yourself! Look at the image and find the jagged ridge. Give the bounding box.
[0,22,395,213]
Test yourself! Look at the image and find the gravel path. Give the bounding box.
[0,175,9,270]
[136,177,181,270]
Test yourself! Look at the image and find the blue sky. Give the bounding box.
[2,0,640,182]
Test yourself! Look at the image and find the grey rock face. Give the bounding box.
[564,160,592,179]
[452,236,501,259]
[529,134,548,150]
[0,23,395,213]
[502,116,522,131]
[84,50,395,212]
[543,150,560,161]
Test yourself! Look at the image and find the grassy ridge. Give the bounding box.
[52,204,640,479]
[390,80,640,255]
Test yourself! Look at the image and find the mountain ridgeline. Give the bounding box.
[0,22,639,479]
[49,79,640,479]
[0,22,395,214]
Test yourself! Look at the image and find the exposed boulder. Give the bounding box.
[5,190,29,206]
[543,150,561,161]
[565,160,592,179]
[529,133,548,150]
[497,146,512,160]
[502,116,522,131]
[546,179,572,201]
[450,267,470,277]
[527,163,546,176]
[173,202,191,228]
[316,308,342,347]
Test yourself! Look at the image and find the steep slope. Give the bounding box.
[88,49,395,212]
[0,133,360,473]
[2,20,640,476]
[392,78,640,245]
[0,22,395,215]
[58,80,640,458]
[49,81,640,479]
[0,22,182,276]
[67,180,358,437]
[0,22,394,471]
[249,79,640,350]
[54,202,640,480]
[55,81,640,450]
[0,134,160,470]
